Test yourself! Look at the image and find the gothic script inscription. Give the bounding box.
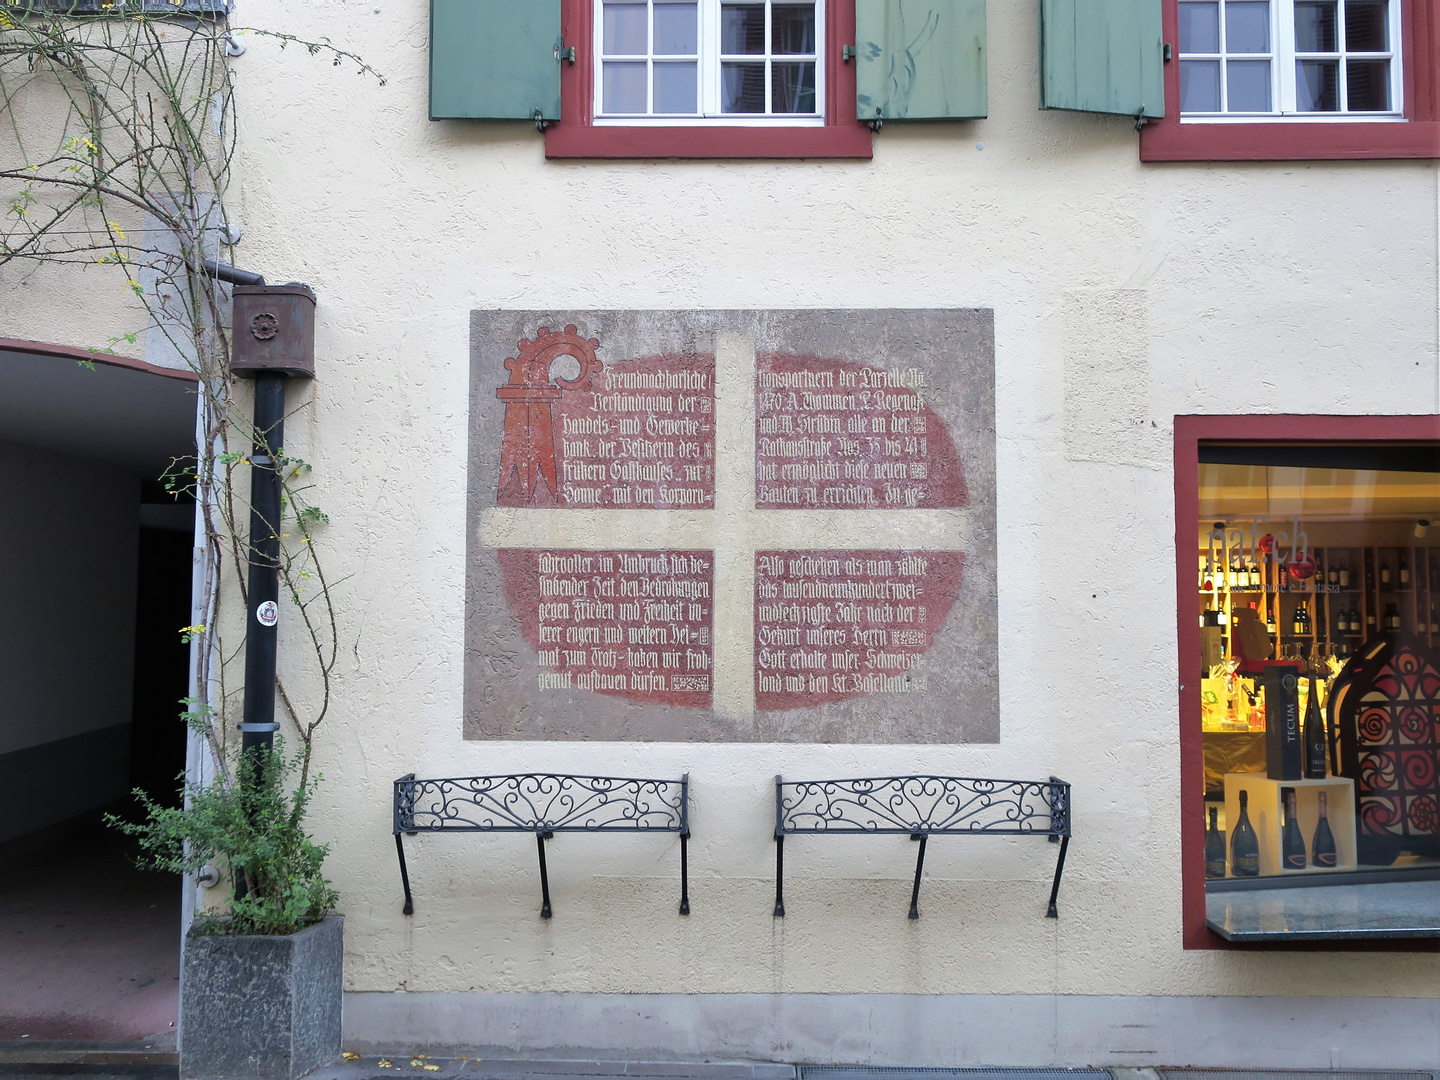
[498,548,714,708]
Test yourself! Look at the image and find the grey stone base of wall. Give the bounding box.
[342,992,1440,1071]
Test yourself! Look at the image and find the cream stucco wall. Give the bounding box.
[4,0,1440,1051]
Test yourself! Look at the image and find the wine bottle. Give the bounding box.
[1282,788,1307,870]
[1430,604,1439,634]
[1312,791,1337,868]
[1328,564,1339,587]
[1231,790,1261,876]
[1304,675,1327,778]
[1338,562,1350,588]
[1266,602,1277,635]
[1400,558,1410,586]
[1205,807,1227,878]
[1292,603,1304,636]
[1381,561,1391,588]
[1249,562,1260,589]
[1383,602,1401,631]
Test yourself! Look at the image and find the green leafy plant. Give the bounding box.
[108,739,337,936]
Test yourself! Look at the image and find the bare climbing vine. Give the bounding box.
[0,1,383,912]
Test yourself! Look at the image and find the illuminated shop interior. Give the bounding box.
[1198,445,1440,894]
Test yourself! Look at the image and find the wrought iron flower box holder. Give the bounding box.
[772,774,1072,920]
[393,773,691,918]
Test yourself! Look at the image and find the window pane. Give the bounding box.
[1179,1,1220,52]
[654,3,698,55]
[721,4,766,54]
[1225,2,1270,52]
[603,61,648,112]
[1226,59,1271,110]
[1294,1,1338,51]
[1346,58,1390,109]
[721,62,766,111]
[603,2,648,54]
[771,61,816,112]
[1344,0,1388,51]
[1181,59,1222,111]
[1296,58,1339,109]
[772,4,816,54]
[653,61,699,112]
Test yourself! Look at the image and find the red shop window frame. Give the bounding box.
[1142,0,1440,161]
[1175,414,1440,951]
[545,0,873,159]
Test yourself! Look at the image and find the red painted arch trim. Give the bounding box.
[1142,0,1440,161]
[545,0,872,160]
[1176,414,1440,952]
[0,337,199,382]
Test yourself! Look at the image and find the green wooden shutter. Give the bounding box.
[430,0,562,121]
[855,0,988,122]
[1038,0,1164,119]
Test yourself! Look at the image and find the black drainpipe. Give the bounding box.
[202,260,316,832]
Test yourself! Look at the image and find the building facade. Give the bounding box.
[3,0,1440,1067]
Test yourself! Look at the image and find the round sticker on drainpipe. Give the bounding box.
[256,600,278,627]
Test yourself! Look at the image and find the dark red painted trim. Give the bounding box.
[546,0,872,160]
[1176,414,1440,952]
[1142,0,1440,161]
[0,337,198,382]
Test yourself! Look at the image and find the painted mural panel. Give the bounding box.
[466,310,996,743]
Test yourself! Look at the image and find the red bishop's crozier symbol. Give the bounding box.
[497,325,602,506]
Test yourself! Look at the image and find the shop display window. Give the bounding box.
[1176,417,1440,946]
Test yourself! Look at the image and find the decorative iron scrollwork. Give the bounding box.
[776,774,1069,837]
[392,772,689,919]
[772,774,1071,921]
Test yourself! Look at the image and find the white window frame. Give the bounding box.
[593,0,826,127]
[1178,0,1404,123]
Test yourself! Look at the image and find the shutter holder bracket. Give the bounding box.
[842,44,856,62]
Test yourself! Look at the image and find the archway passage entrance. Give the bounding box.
[0,340,198,1044]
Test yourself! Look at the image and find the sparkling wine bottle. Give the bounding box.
[1282,788,1307,870]
[1231,790,1260,877]
[1304,675,1327,779]
[1205,807,1227,879]
[1312,791,1338,869]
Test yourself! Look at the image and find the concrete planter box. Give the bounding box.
[180,915,342,1080]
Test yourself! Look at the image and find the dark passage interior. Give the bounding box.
[0,345,197,1045]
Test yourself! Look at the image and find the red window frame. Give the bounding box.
[545,0,873,159]
[1143,0,1440,160]
[1175,414,1440,951]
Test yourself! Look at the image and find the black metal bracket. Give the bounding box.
[773,773,1072,920]
[393,772,690,919]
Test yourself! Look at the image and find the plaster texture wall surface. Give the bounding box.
[4,0,1440,1054]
